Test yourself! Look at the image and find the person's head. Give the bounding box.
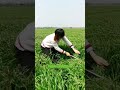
[55,28,65,40]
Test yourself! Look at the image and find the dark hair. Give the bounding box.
[55,28,65,38]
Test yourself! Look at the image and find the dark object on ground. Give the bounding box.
[86,69,104,78]
[85,51,96,70]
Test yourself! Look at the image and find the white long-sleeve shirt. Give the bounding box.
[15,22,35,52]
[41,33,73,53]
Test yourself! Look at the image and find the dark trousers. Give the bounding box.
[13,47,35,90]
[41,46,60,62]
[15,47,35,72]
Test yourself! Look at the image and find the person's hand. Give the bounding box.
[73,48,80,54]
[93,55,109,66]
[65,52,72,57]
[90,51,109,66]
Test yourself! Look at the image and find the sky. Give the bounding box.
[35,0,85,27]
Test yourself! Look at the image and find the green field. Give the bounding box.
[35,28,85,90]
[0,6,34,89]
[86,5,120,89]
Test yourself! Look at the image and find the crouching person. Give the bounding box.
[41,28,80,63]
[15,22,35,72]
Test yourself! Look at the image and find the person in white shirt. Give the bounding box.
[41,28,80,62]
[15,22,35,71]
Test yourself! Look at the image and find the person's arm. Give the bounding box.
[53,43,71,56]
[62,36,73,47]
[62,36,80,54]
[86,39,109,66]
